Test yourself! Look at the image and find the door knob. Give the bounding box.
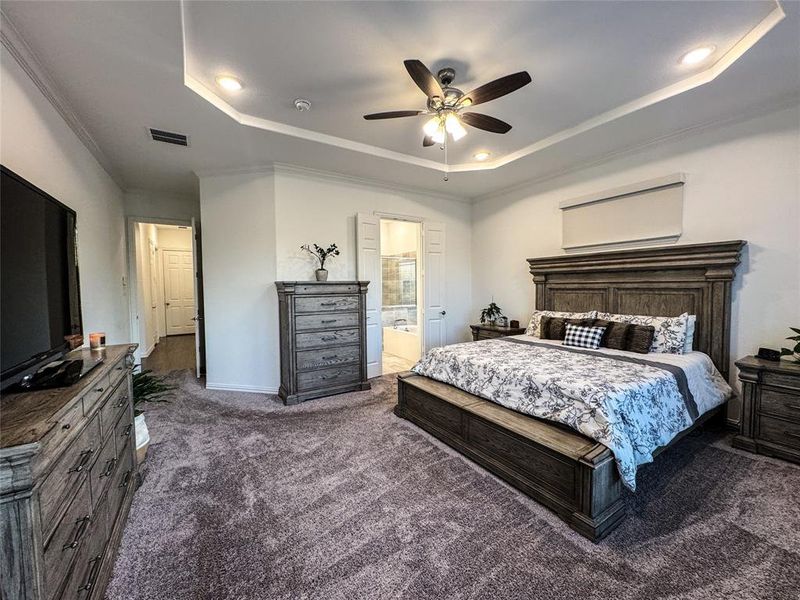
[440,310,447,316]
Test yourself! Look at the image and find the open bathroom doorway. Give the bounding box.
[380,218,422,374]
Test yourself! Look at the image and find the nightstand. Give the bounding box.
[470,324,527,341]
[733,356,800,464]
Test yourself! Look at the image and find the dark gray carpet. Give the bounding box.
[106,372,800,600]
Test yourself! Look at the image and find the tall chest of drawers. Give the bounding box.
[276,281,371,405]
[1,344,138,600]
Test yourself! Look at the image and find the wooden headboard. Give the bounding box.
[527,240,746,380]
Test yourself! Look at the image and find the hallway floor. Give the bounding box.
[382,352,415,374]
[142,335,196,373]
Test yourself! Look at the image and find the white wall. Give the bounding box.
[124,189,200,222]
[471,105,800,420]
[0,46,129,345]
[381,219,419,256]
[157,227,193,250]
[199,172,278,392]
[274,169,472,347]
[197,167,471,392]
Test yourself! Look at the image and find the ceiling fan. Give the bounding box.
[364,60,532,148]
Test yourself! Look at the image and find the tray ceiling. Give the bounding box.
[182,0,784,172]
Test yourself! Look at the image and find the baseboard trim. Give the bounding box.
[140,341,156,358]
[205,382,279,394]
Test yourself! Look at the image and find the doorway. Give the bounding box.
[357,213,447,378]
[380,219,422,374]
[128,220,204,375]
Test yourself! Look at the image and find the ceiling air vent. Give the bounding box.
[149,128,188,146]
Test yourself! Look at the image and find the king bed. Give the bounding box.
[395,240,745,541]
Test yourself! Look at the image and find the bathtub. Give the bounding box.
[383,325,420,362]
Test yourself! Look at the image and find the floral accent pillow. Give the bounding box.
[526,310,597,337]
[595,312,690,354]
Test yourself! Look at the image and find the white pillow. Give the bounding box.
[526,310,597,337]
[595,311,690,354]
[684,315,696,353]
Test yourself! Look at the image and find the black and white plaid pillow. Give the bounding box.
[563,323,606,349]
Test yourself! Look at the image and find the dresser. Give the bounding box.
[0,344,138,600]
[470,324,527,341]
[276,282,370,405]
[733,356,800,464]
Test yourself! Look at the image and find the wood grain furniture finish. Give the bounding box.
[276,282,370,405]
[469,324,527,341]
[0,344,138,600]
[395,240,745,541]
[733,356,800,464]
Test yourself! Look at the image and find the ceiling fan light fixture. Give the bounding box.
[431,125,446,145]
[423,116,441,137]
[215,75,243,92]
[445,113,467,141]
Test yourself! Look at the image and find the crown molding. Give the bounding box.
[180,0,785,175]
[194,161,467,203]
[470,92,799,204]
[193,164,275,179]
[0,9,127,191]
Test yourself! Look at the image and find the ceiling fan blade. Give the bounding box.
[422,135,435,147]
[404,59,443,99]
[460,71,532,107]
[364,110,424,120]
[461,112,512,134]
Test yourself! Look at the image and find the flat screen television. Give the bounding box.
[1,165,83,391]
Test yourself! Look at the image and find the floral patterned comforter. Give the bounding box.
[411,337,731,490]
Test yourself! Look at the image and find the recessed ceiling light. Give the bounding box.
[473,151,491,161]
[215,75,243,92]
[680,45,716,66]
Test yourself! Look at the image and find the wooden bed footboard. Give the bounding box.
[395,372,626,541]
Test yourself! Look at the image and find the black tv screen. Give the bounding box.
[1,166,82,388]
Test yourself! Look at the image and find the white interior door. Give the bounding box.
[148,239,159,347]
[356,213,382,378]
[423,221,446,352]
[163,249,195,336]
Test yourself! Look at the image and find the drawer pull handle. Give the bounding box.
[95,387,105,393]
[786,431,800,440]
[79,555,103,591]
[322,355,338,360]
[321,335,336,341]
[62,423,71,430]
[69,449,94,473]
[62,515,90,551]
[320,302,337,306]
[321,319,337,324]
[101,457,117,478]
[120,470,132,489]
[122,424,133,438]
[785,403,800,412]
[321,372,341,380]
[116,396,128,408]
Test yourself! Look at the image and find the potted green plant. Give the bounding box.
[301,243,340,281]
[781,326,800,363]
[479,301,504,325]
[132,367,175,464]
